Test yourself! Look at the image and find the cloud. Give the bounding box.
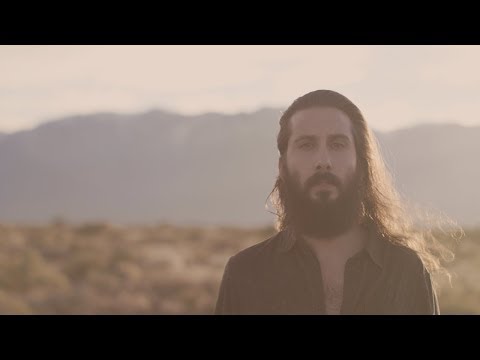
[418,46,480,88]
[0,46,373,131]
[3,45,480,134]
[361,98,418,132]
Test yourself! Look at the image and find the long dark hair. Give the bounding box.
[266,89,463,282]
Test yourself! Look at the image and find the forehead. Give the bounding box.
[289,106,354,140]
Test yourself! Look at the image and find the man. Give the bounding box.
[215,89,446,315]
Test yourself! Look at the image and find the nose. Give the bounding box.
[315,146,332,171]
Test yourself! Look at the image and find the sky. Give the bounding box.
[1,45,479,133]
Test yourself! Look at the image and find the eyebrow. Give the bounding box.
[293,134,351,144]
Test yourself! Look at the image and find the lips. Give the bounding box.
[313,182,334,188]
[316,180,334,186]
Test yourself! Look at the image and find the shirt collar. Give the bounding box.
[277,224,386,269]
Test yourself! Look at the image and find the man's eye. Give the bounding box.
[300,143,313,150]
[331,142,345,150]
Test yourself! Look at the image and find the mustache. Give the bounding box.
[305,172,341,189]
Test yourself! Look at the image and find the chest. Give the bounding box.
[319,263,345,315]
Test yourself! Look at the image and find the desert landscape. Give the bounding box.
[0,222,476,314]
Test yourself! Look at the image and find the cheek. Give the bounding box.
[336,150,357,172]
[285,156,309,185]
[330,154,357,188]
[286,148,314,171]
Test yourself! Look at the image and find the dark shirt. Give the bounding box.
[214,226,439,315]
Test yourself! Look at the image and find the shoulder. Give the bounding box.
[227,231,284,273]
[215,231,287,314]
[382,240,439,314]
[386,241,425,270]
[383,240,433,286]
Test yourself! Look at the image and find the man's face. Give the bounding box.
[281,106,362,237]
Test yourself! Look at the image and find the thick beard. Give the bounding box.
[282,169,363,239]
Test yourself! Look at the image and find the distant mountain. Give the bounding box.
[0,110,478,227]
[375,123,480,227]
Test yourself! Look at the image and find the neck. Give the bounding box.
[302,223,368,261]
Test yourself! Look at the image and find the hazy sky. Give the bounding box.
[1,45,479,133]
